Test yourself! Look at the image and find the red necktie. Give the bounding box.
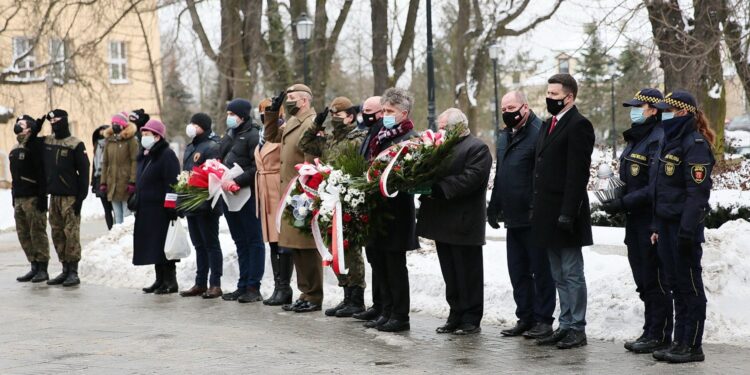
[548,116,558,135]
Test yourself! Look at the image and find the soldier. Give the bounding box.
[42,109,90,287]
[300,97,368,318]
[10,115,50,283]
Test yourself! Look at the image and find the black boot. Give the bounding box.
[47,262,69,285]
[31,261,49,283]
[62,261,80,286]
[664,344,705,363]
[155,262,178,294]
[267,252,293,306]
[325,287,350,316]
[16,262,38,282]
[142,264,164,293]
[353,306,381,321]
[263,247,281,305]
[624,332,648,352]
[336,286,365,317]
[631,338,670,354]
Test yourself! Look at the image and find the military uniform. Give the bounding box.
[649,91,714,363]
[43,110,90,287]
[10,115,50,282]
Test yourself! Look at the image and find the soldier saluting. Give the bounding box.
[42,109,90,287]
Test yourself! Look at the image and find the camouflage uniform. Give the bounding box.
[14,197,50,262]
[48,196,82,262]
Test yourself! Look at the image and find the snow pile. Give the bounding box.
[0,189,104,231]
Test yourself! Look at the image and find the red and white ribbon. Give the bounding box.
[379,145,408,198]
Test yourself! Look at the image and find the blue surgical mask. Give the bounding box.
[630,107,647,124]
[141,135,156,149]
[661,112,675,121]
[226,116,239,129]
[383,115,397,129]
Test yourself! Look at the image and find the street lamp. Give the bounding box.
[607,59,618,159]
[489,43,501,145]
[296,13,313,85]
[425,0,436,130]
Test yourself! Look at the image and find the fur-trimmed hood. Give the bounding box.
[103,122,137,140]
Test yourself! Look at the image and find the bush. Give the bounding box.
[590,203,750,229]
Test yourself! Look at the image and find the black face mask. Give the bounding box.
[260,114,265,124]
[51,117,71,139]
[502,110,524,128]
[362,113,378,128]
[13,123,24,134]
[112,125,122,134]
[546,96,567,116]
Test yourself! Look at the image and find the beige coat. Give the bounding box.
[101,124,138,202]
[255,141,281,243]
[266,107,317,249]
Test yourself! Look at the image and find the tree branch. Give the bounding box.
[186,0,218,62]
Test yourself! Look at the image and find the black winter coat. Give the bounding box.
[618,117,663,215]
[488,111,543,228]
[370,129,420,252]
[417,135,492,246]
[182,133,223,217]
[531,106,595,248]
[10,133,46,200]
[219,120,261,189]
[43,135,90,199]
[133,140,180,265]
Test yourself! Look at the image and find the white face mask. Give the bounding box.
[186,124,197,138]
[141,135,156,149]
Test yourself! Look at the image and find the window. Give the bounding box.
[49,38,67,80]
[558,59,570,74]
[109,41,128,83]
[12,37,36,79]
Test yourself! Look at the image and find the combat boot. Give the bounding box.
[664,344,705,363]
[653,341,680,361]
[336,286,365,317]
[16,262,38,282]
[142,264,164,293]
[31,262,49,283]
[47,263,69,285]
[62,261,80,286]
[155,262,178,294]
[325,287,350,316]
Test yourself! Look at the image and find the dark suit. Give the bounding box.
[417,134,492,326]
[531,105,594,332]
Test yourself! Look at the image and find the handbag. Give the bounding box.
[164,220,191,260]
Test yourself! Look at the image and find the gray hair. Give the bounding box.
[509,90,528,104]
[381,87,414,114]
[439,108,469,128]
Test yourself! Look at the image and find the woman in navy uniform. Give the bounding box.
[601,89,672,354]
[648,90,715,363]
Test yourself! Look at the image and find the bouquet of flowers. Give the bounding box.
[172,159,251,213]
[366,123,466,197]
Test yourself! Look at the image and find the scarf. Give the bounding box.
[369,119,414,158]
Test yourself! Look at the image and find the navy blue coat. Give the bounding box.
[181,133,222,217]
[650,115,714,242]
[618,117,664,215]
[133,139,180,265]
[488,111,543,228]
[219,119,261,189]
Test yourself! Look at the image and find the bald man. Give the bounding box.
[488,91,556,339]
[357,96,384,159]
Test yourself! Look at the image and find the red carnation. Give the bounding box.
[306,173,324,190]
[394,165,402,172]
[343,240,350,250]
[343,213,352,223]
[401,147,409,155]
[360,214,369,223]
[374,170,381,177]
[327,226,333,235]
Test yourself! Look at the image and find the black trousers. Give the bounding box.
[365,245,381,311]
[506,227,555,325]
[436,242,484,326]
[99,196,113,230]
[375,250,410,321]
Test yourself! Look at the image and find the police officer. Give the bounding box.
[649,91,715,364]
[10,115,50,283]
[42,109,90,287]
[179,113,225,299]
[601,89,672,354]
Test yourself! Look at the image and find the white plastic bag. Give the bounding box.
[164,220,191,260]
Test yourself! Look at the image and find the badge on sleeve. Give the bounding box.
[630,163,640,177]
[193,152,201,163]
[665,162,675,176]
[691,165,706,184]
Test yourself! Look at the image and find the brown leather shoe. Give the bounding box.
[179,285,207,297]
[202,286,223,299]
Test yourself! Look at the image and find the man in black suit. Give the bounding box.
[531,74,595,349]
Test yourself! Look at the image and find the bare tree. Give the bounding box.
[371,0,420,95]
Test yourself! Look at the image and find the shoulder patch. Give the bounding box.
[695,138,704,143]
[193,152,201,163]
[691,165,707,184]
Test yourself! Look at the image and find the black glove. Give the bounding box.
[601,198,624,214]
[487,209,501,229]
[129,109,150,129]
[36,196,48,213]
[314,107,329,129]
[74,198,83,216]
[34,116,46,133]
[166,208,178,221]
[557,215,574,233]
[270,91,285,112]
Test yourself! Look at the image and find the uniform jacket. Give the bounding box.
[531,106,595,248]
[488,111,543,228]
[255,110,282,243]
[101,124,139,202]
[618,117,664,215]
[182,132,222,217]
[10,132,46,200]
[650,115,714,242]
[133,139,180,265]
[219,119,261,189]
[43,135,90,199]
[417,134,492,246]
[266,107,318,249]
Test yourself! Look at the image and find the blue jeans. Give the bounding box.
[187,214,223,287]
[111,200,130,224]
[223,199,265,289]
[547,247,587,331]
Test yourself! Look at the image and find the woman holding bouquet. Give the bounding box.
[133,120,181,294]
[363,88,419,332]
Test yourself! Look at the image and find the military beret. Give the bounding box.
[286,83,313,96]
[328,97,354,113]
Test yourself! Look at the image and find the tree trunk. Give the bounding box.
[452,0,471,123]
[263,0,293,93]
[644,1,699,93]
[370,0,388,96]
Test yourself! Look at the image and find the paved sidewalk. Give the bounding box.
[0,225,747,374]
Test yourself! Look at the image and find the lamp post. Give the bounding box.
[426,0,436,130]
[296,13,313,85]
[607,60,618,159]
[489,43,501,145]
